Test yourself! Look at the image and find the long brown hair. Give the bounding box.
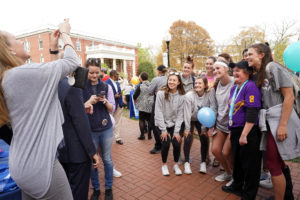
[0,31,24,126]
[161,72,185,101]
[249,43,273,88]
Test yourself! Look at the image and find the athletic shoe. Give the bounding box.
[260,177,273,189]
[212,158,220,167]
[222,185,242,197]
[162,165,170,176]
[215,172,232,182]
[113,168,122,178]
[173,164,182,176]
[226,178,234,187]
[184,162,192,174]
[199,162,207,174]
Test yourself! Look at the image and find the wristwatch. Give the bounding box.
[49,49,59,55]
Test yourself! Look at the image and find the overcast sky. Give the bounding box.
[1,0,299,48]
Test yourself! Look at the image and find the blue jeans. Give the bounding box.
[90,127,114,190]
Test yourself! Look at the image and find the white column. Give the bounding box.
[123,60,127,76]
[113,59,116,70]
[132,59,136,76]
[101,58,104,66]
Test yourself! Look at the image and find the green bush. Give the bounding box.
[138,61,155,81]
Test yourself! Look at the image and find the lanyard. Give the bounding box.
[229,80,248,125]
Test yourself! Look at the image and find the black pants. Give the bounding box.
[150,95,162,150]
[139,111,152,137]
[230,126,262,200]
[61,161,91,200]
[158,126,181,163]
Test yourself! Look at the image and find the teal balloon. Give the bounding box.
[197,107,216,128]
[283,41,300,72]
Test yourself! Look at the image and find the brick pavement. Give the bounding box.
[89,117,300,200]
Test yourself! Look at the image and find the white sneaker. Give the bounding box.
[199,162,207,174]
[113,168,122,178]
[162,165,170,176]
[215,172,232,182]
[173,164,182,176]
[259,176,273,189]
[226,178,234,187]
[184,162,192,174]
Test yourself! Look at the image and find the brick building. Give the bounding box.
[16,25,138,79]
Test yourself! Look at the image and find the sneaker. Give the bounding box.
[105,188,113,200]
[184,162,192,174]
[226,178,234,187]
[212,158,220,167]
[222,185,242,197]
[215,172,232,182]
[162,165,170,176]
[137,135,145,140]
[90,189,100,200]
[113,168,122,178]
[260,177,273,189]
[173,164,182,176]
[199,162,207,174]
[150,148,161,154]
[260,170,270,180]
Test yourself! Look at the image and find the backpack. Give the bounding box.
[266,62,300,118]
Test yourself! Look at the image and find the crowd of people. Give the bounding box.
[0,19,299,200]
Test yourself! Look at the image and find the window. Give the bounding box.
[24,41,30,52]
[40,54,44,63]
[76,40,81,51]
[38,38,43,49]
[26,58,32,64]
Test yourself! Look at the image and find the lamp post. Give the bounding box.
[165,33,171,68]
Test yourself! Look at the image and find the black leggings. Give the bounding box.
[138,111,151,137]
[158,126,181,163]
[183,121,208,163]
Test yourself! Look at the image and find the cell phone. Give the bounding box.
[97,91,106,98]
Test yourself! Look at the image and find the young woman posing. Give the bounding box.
[211,61,234,183]
[248,43,299,200]
[155,71,185,176]
[183,76,217,174]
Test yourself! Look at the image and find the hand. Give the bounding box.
[85,102,93,114]
[98,97,107,105]
[207,128,214,137]
[160,132,169,142]
[50,29,60,50]
[173,134,181,143]
[58,18,71,34]
[183,131,190,138]
[87,95,100,105]
[92,154,99,169]
[277,125,288,142]
[115,93,120,99]
[239,135,248,146]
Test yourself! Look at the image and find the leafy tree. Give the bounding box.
[161,20,214,70]
[138,43,152,64]
[138,61,155,81]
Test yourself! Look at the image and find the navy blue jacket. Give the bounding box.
[105,78,124,109]
[58,77,96,163]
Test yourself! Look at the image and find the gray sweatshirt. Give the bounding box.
[184,89,217,132]
[154,90,184,134]
[2,48,79,198]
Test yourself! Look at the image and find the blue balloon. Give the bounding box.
[283,41,300,72]
[197,107,216,128]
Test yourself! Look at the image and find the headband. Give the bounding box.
[214,61,228,68]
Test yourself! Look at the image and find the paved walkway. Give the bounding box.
[90,117,300,200]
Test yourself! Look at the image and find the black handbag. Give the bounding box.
[70,67,89,89]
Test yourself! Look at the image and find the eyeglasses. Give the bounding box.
[169,71,180,75]
[87,58,101,67]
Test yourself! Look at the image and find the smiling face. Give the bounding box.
[88,65,101,84]
[213,63,228,79]
[168,74,180,91]
[233,67,249,85]
[205,58,215,74]
[3,31,30,62]
[182,62,193,78]
[194,78,206,94]
[247,48,263,71]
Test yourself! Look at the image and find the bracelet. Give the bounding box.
[49,49,59,55]
[63,43,75,50]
